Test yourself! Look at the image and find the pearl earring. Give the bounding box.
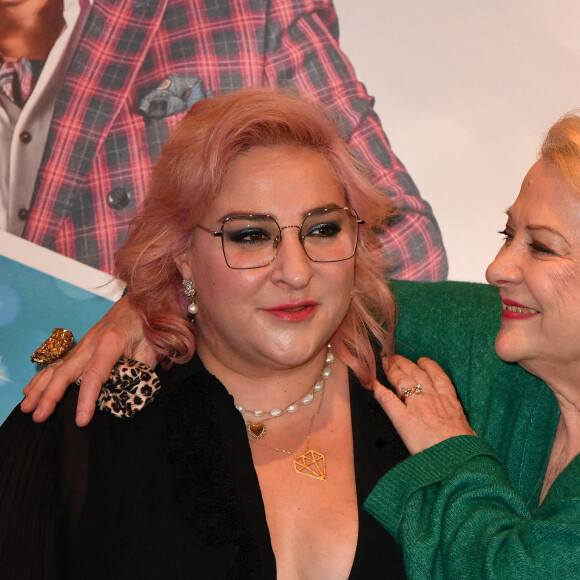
[182,279,199,316]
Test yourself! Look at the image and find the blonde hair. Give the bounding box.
[541,112,580,195]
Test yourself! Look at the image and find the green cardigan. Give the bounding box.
[366,280,580,579]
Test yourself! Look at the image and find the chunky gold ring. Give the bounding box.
[30,328,74,365]
[401,383,423,401]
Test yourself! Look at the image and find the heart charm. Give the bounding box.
[248,422,265,439]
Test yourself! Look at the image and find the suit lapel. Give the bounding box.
[28,0,168,238]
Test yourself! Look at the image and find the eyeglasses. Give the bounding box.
[196,207,364,269]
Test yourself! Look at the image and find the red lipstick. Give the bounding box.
[501,298,540,320]
[262,301,318,322]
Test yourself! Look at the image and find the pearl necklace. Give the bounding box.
[236,345,334,481]
[233,345,334,440]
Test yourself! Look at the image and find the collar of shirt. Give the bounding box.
[0,0,93,235]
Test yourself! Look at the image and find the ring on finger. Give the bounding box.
[401,383,423,401]
[30,328,74,365]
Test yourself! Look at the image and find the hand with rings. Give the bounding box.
[373,354,477,455]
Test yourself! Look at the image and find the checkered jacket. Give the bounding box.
[23,0,447,280]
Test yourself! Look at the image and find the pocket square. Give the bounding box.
[138,74,213,119]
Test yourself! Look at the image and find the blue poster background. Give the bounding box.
[0,255,113,425]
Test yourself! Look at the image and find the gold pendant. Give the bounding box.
[293,449,326,480]
[247,422,266,439]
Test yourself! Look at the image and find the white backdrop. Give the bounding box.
[334,0,580,281]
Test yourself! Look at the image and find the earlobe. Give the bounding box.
[174,254,195,286]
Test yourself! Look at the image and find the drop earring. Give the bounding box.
[182,279,199,317]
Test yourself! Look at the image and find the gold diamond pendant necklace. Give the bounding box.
[251,378,327,480]
[241,345,333,481]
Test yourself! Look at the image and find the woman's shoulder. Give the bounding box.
[91,355,207,421]
[349,372,409,464]
[391,280,502,395]
[391,280,501,351]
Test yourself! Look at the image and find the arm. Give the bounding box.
[366,433,580,579]
[263,0,447,280]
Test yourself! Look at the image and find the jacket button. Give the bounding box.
[20,131,32,144]
[107,187,130,210]
[18,208,30,220]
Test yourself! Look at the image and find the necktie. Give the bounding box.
[0,56,42,107]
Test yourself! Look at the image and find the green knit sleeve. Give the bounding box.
[365,436,580,580]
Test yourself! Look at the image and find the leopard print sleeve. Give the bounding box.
[96,358,161,419]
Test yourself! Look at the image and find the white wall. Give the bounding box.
[334,0,580,281]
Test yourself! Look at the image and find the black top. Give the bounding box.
[0,357,407,579]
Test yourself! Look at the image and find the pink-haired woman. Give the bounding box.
[0,89,407,578]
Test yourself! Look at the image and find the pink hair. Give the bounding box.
[115,88,396,387]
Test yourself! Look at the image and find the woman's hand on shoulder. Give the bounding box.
[373,354,476,455]
[20,296,156,427]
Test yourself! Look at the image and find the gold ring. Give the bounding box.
[401,383,423,401]
[30,328,74,365]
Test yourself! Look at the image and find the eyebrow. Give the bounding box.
[504,208,571,246]
[217,203,344,223]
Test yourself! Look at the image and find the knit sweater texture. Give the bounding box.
[366,280,580,579]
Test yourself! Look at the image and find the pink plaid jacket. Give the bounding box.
[23,0,447,279]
